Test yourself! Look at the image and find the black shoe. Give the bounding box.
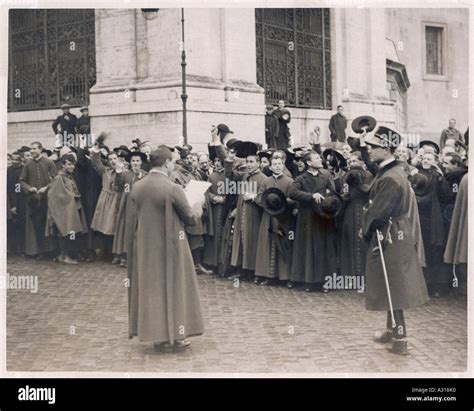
[260,279,269,286]
[253,277,261,284]
[286,281,294,289]
[387,338,408,355]
[373,330,393,344]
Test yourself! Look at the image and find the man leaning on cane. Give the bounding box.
[361,126,429,355]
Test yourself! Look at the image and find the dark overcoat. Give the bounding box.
[363,160,429,311]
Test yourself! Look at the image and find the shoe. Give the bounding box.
[373,330,392,344]
[387,338,408,355]
[253,277,261,284]
[63,256,78,265]
[260,279,269,286]
[174,339,191,351]
[111,256,121,264]
[196,264,213,275]
[304,286,314,292]
[287,281,294,289]
[119,258,127,267]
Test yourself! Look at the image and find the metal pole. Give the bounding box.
[181,8,188,144]
[376,228,396,330]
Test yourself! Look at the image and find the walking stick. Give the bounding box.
[376,228,396,331]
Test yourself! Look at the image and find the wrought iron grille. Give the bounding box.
[255,8,332,110]
[8,9,96,112]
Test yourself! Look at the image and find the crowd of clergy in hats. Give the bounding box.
[7,103,468,300]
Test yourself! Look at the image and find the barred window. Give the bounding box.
[8,9,96,112]
[255,8,332,110]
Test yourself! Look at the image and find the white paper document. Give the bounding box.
[183,180,212,207]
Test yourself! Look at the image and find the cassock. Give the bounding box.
[289,169,337,284]
[19,156,58,256]
[7,164,26,254]
[362,160,429,311]
[128,171,204,343]
[45,170,88,237]
[202,168,226,269]
[73,148,102,251]
[230,168,266,271]
[338,170,372,279]
[75,115,90,135]
[90,152,122,235]
[444,173,468,265]
[255,174,295,280]
[112,168,147,255]
[265,112,280,148]
[415,167,450,290]
[274,108,291,149]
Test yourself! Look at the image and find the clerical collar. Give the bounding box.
[272,173,283,179]
[150,169,168,177]
[307,169,319,176]
[379,157,396,170]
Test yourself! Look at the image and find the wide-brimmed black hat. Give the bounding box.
[409,172,430,196]
[419,140,440,155]
[365,126,402,149]
[313,191,344,219]
[351,115,377,134]
[322,148,347,170]
[18,146,31,152]
[41,149,52,157]
[258,150,273,161]
[226,138,240,150]
[347,136,362,151]
[345,168,370,192]
[113,145,132,158]
[261,187,288,216]
[125,150,148,163]
[236,141,259,159]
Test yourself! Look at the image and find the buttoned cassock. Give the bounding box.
[289,169,338,284]
[362,160,429,311]
[255,174,295,280]
[19,156,58,255]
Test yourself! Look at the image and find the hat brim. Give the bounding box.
[351,116,377,134]
[261,188,288,216]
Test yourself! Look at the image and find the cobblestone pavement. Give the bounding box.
[6,256,467,373]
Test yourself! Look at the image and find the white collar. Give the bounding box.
[307,169,319,176]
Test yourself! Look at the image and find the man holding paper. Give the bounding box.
[128,146,205,352]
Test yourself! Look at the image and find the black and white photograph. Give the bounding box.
[1,0,472,395]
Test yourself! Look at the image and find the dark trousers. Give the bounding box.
[386,309,406,339]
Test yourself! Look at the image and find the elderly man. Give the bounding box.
[440,119,464,148]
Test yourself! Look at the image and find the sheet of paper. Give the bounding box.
[183,180,212,207]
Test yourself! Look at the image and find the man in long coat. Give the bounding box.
[265,104,279,149]
[229,151,266,281]
[19,142,58,258]
[444,173,468,295]
[274,100,291,149]
[289,151,337,291]
[255,155,295,285]
[52,104,77,144]
[329,105,347,143]
[128,146,204,352]
[7,152,26,254]
[363,129,429,355]
[46,154,88,264]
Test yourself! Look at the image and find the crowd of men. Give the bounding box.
[7,105,468,301]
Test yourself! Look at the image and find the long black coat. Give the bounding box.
[52,113,77,136]
[289,170,337,284]
[363,160,429,311]
[265,112,280,148]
